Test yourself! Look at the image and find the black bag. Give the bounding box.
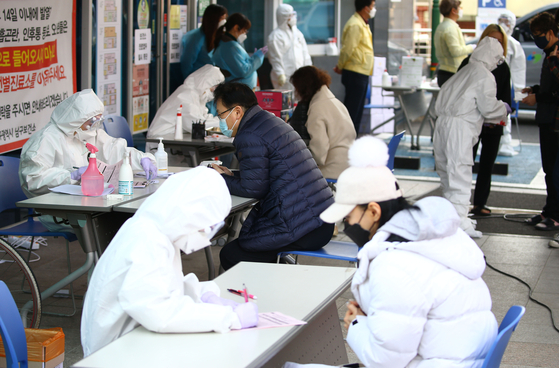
[287,101,310,140]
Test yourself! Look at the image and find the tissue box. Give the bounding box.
[255,90,293,110]
[0,328,65,368]
[269,109,293,122]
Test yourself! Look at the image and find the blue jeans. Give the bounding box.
[342,69,369,134]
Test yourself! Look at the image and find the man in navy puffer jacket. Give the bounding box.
[212,82,335,270]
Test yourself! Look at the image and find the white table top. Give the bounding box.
[146,133,235,147]
[72,263,355,368]
[372,84,440,92]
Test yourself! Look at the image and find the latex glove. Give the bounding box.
[141,157,157,180]
[70,166,87,181]
[254,46,268,59]
[234,302,259,329]
[503,102,512,115]
[278,74,287,86]
[200,291,239,308]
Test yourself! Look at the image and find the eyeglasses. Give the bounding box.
[216,106,236,118]
[199,221,225,240]
[83,115,104,130]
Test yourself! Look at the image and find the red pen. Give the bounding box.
[243,283,249,303]
[227,288,257,300]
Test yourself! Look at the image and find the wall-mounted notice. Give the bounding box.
[97,0,122,115]
[132,64,149,132]
[169,5,186,64]
[0,0,76,153]
[137,0,149,29]
[134,29,150,65]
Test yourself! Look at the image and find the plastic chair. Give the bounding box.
[103,115,133,147]
[277,241,359,266]
[0,156,78,317]
[510,90,522,152]
[387,131,405,171]
[0,281,28,368]
[481,305,525,368]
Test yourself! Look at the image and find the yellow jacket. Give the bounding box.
[337,13,374,76]
[434,18,474,73]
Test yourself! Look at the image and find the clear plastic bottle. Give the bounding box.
[81,143,104,196]
[118,153,134,195]
[154,137,168,175]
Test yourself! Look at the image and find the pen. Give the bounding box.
[227,289,257,300]
[243,283,249,303]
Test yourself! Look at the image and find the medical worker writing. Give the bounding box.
[19,90,156,231]
[81,168,258,357]
[267,4,312,90]
[434,37,510,238]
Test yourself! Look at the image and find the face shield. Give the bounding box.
[498,14,514,37]
[82,115,105,131]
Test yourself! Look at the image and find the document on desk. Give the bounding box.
[96,159,123,188]
[250,312,307,330]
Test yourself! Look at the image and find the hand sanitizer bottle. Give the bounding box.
[382,69,391,86]
[174,104,183,140]
[81,143,104,196]
[118,153,134,195]
[154,137,168,175]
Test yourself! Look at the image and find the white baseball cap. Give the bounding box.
[320,136,403,223]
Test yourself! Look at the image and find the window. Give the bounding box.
[284,0,335,45]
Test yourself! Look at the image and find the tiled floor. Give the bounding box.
[6,177,559,367]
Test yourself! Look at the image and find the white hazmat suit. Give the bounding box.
[498,9,526,157]
[81,168,245,357]
[267,4,312,91]
[434,37,508,238]
[147,65,224,138]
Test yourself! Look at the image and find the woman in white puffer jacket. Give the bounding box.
[318,136,498,368]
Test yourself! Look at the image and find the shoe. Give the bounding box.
[535,217,559,231]
[526,214,544,226]
[549,233,559,248]
[469,206,491,217]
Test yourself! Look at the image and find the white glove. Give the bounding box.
[278,74,287,86]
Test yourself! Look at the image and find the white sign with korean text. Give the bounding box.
[134,29,150,65]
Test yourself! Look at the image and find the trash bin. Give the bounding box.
[0,327,65,368]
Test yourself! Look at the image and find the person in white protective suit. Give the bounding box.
[434,36,510,238]
[147,65,224,139]
[19,89,157,231]
[498,9,526,156]
[267,4,312,91]
[283,136,498,368]
[81,167,259,357]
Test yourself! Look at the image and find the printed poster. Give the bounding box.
[97,0,122,115]
[132,64,148,132]
[0,0,76,153]
[134,29,150,65]
[169,5,186,64]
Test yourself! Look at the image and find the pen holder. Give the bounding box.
[192,121,206,140]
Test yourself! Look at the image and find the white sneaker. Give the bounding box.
[549,233,559,248]
[498,144,518,157]
[460,218,483,238]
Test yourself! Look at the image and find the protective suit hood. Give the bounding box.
[498,9,516,37]
[470,36,504,72]
[135,167,231,253]
[50,89,104,137]
[276,4,294,29]
[183,64,224,97]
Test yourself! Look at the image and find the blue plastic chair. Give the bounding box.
[481,305,525,368]
[277,241,359,265]
[0,156,78,316]
[103,115,133,147]
[387,131,405,171]
[0,281,28,368]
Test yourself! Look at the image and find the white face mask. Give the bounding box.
[237,33,247,43]
[369,7,377,19]
[75,128,97,142]
[173,221,224,254]
[218,19,226,28]
[288,15,297,27]
[457,8,463,19]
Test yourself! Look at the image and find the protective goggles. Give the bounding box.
[83,115,104,130]
[199,221,225,240]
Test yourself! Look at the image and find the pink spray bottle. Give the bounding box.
[81,143,104,196]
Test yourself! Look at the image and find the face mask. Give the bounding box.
[218,19,226,28]
[369,7,376,19]
[534,33,549,49]
[499,22,512,37]
[75,128,97,142]
[237,33,247,43]
[288,16,297,27]
[343,220,371,248]
[457,8,463,19]
[174,221,224,254]
[219,108,239,137]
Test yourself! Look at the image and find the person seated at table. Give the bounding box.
[434,36,510,238]
[210,82,334,270]
[290,66,356,180]
[308,135,497,368]
[81,168,258,357]
[19,89,157,232]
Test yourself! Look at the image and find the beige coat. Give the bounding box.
[307,85,356,179]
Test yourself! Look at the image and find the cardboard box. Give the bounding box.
[269,109,293,122]
[255,90,293,110]
[0,328,64,368]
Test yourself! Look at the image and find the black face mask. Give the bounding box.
[343,209,373,247]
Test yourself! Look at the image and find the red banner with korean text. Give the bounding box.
[0,0,76,153]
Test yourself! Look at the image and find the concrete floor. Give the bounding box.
[5,175,559,367]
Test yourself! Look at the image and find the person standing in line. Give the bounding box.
[267,4,312,91]
[334,0,375,135]
[433,0,474,87]
[180,4,227,79]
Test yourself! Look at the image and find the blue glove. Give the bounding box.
[71,166,87,181]
[201,291,239,308]
[504,102,512,115]
[141,157,157,180]
[234,302,259,329]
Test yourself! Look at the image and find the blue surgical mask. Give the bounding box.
[219,108,239,137]
[534,33,549,49]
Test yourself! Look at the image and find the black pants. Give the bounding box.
[219,222,335,271]
[540,123,559,221]
[437,70,455,87]
[342,69,369,134]
[472,132,501,207]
